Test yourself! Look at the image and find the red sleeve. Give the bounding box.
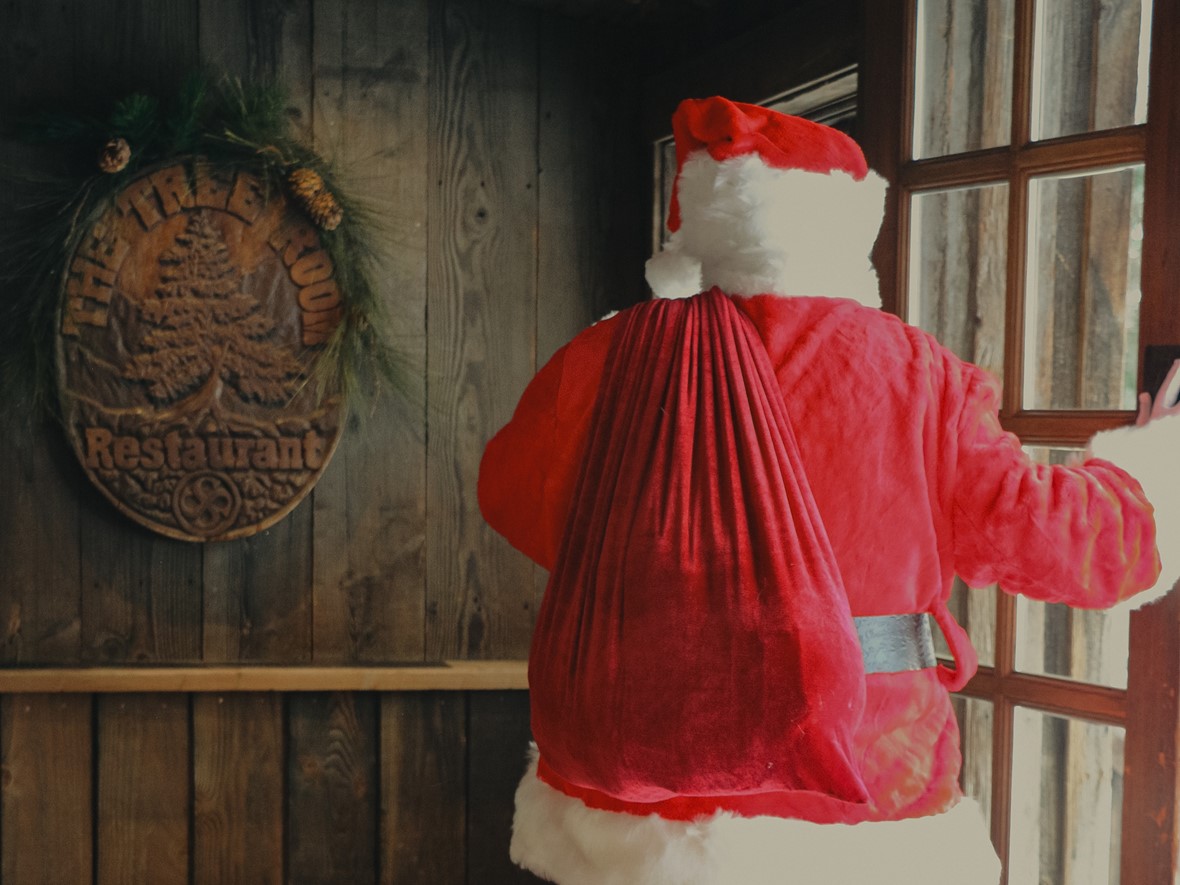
[950,365,1161,608]
[477,314,620,570]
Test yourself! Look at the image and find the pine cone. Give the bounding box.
[306,190,344,231]
[98,137,131,173]
[287,167,325,200]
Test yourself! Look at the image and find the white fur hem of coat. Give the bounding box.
[1089,412,1180,609]
[509,748,1000,885]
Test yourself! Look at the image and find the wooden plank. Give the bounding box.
[202,522,313,663]
[0,694,93,884]
[195,0,316,664]
[426,0,541,660]
[96,694,190,885]
[538,12,647,357]
[380,692,466,885]
[0,434,84,663]
[197,0,313,86]
[531,13,646,610]
[287,693,379,884]
[193,693,284,885]
[310,0,430,664]
[64,0,205,665]
[79,518,203,662]
[466,691,538,884]
[69,0,200,106]
[0,660,529,693]
[0,0,85,666]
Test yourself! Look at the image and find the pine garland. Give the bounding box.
[0,72,406,426]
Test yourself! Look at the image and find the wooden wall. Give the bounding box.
[0,0,646,881]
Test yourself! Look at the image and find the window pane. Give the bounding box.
[1010,709,1124,885]
[1015,595,1129,690]
[913,0,1014,159]
[1023,166,1143,410]
[1032,0,1151,141]
[1012,447,1130,689]
[936,579,996,668]
[908,184,1008,381]
[951,695,994,822]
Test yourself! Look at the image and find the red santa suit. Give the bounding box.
[478,97,1180,885]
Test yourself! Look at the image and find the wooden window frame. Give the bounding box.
[861,1,1180,882]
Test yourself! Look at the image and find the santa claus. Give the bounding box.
[478,96,1180,885]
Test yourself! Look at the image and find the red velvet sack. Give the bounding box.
[529,290,869,806]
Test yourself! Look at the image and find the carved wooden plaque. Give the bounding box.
[56,159,345,541]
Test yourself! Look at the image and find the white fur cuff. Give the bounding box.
[509,747,1000,885]
[1089,413,1180,609]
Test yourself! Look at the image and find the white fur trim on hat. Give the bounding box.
[1088,413,1180,610]
[664,152,887,308]
[509,747,1000,885]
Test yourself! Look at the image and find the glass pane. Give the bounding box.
[1032,0,1152,141]
[1023,166,1143,410]
[951,695,994,821]
[913,0,1014,159]
[936,579,996,668]
[1012,448,1130,689]
[908,184,1008,380]
[1010,709,1124,885]
[1015,595,1129,690]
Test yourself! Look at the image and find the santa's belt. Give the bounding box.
[853,613,937,673]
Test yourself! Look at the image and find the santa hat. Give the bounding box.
[646,96,887,305]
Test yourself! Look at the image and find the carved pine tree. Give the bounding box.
[125,209,302,418]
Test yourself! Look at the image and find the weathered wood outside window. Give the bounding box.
[861,0,1180,882]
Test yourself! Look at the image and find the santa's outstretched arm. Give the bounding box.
[949,363,1168,611]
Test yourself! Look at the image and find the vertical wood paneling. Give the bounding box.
[0,695,93,884]
[69,0,200,111]
[80,521,203,662]
[287,693,379,885]
[196,0,317,665]
[426,0,540,661]
[380,693,466,885]
[466,691,538,884]
[96,694,190,885]
[198,0,313,87]
[0,0,84,666]
[202,522,313,662]
[192,694,284,885]
[197,0,317,665]
[537,16,642,361]
[533,13,646,608]
[311,0,430,664]
[70,0,205,665]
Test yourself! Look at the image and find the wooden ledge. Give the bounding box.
[0,660,529,694]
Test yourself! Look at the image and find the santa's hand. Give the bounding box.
[1136,358,1180,426]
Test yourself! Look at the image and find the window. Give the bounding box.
[862,0,1180,882]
